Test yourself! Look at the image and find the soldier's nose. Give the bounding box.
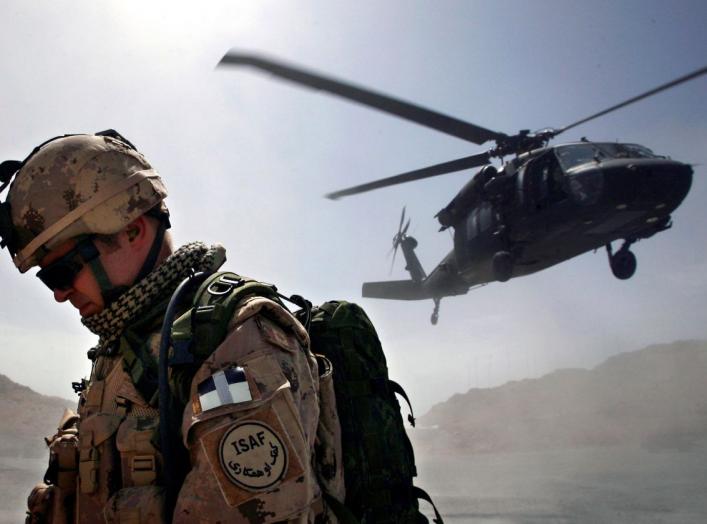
[53,287,72,302]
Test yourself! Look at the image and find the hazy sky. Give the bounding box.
[1,0,705,413]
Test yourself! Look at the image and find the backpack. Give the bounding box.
[165,272,442,523]
[300,301,442,524]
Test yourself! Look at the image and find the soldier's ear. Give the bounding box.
[126,226,139,241]
[124,216,148,245]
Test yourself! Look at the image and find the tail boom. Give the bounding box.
[362,280,430,300]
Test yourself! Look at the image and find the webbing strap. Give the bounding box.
[342,378,415,429]
[183,273,284,363]
[412,486,444,524]
[121,335,159,406]
[390,379,416,427]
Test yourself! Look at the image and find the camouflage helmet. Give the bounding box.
[0,131,168,273]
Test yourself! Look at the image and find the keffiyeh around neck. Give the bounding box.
[82,241,225,356]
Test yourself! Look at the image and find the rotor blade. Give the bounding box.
[219,52,505,145]
[557,65,707,136]
[326,152,490,200]
[402,219,411,236]
[390,244,399,275]
[398,206,406,235]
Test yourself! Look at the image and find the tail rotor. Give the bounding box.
[390,206,411,273]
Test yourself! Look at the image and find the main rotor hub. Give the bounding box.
[491,129,555,158]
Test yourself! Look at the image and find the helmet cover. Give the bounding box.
[6,133,168,272]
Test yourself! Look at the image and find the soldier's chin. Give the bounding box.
[78,303,102,317]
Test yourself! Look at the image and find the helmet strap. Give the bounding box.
[133,218,168,283]
[86,254,127,306]
[87,218,168,307]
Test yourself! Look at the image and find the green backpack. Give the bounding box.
[301,301,442,524]
[164,272,442,523]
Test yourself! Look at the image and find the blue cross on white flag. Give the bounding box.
[197,366,252,412]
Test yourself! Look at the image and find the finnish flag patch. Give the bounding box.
[197,366,252,412]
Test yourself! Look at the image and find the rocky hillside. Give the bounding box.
[413,340,707,454]
[0,374,74,457]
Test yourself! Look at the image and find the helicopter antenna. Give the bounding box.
[556,65,707,136]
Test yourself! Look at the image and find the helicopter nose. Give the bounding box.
[602,159,692,210]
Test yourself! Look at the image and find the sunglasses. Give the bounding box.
[36,237,100,291]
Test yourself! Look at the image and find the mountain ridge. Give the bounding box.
[3,340,707,458]
[413,340,707,454]
[0,373,74,457]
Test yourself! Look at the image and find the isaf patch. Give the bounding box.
[198,390,306,507]
[219,421,288,491]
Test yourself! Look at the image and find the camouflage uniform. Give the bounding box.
[64,288,331,523]
[2,133,343,523]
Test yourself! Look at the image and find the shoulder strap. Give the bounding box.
[170,271,281,365]
[159,270,214,521]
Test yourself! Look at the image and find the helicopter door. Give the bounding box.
[458,201,503,272]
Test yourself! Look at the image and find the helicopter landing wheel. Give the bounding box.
[610,249,637,280]
[492,251,514,282]
[431,299,440,325]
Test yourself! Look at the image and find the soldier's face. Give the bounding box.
[39,238,108,317]
[38,220,152,317]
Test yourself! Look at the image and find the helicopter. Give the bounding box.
[219,53,704,324]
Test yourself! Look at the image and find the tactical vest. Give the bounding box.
[72,294,181,523]
[37,339,170,523]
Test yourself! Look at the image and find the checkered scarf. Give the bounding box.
[82,241,225,356]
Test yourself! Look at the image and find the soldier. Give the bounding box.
[0,131,343,523]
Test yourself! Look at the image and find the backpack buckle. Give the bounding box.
[207,274,243,296]
[131,454,157,486]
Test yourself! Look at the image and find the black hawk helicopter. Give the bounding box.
[219,53,703,324]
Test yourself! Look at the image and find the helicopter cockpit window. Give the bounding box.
[555,144,605,171]
[526,153,567,209]
[594,142,660,159]
[556,143,660,171]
